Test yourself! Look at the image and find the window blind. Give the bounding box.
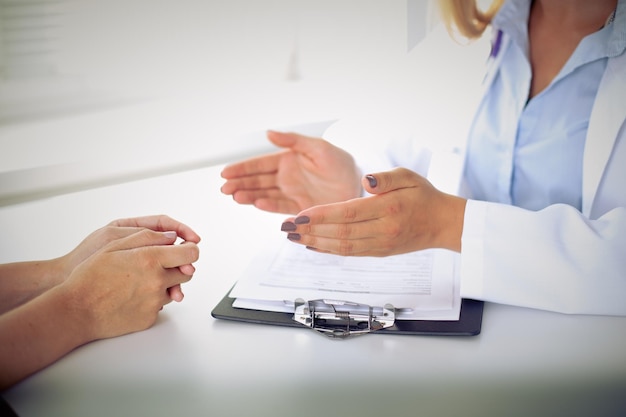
[0,0,63,80]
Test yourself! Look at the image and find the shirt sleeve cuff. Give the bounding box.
[460,199,488,300]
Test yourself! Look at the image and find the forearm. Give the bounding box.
[0,284,92,390]
[0,259,65,314]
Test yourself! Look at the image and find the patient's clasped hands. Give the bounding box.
[221,131,466,257]
[60,216,201,339]
[0,215,200,389]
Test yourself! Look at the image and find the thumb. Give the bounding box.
[267,130,319,153]
[362,168,423,195]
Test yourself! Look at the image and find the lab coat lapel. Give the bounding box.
[582,53,626,217]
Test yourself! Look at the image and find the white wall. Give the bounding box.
[1,0,418,120]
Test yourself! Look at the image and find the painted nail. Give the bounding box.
[287,233,301,241]
[281,222,297,232]
[294,216,310,225]
[366,175,377,188]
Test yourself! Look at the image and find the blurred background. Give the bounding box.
[0,0,487,205]
[0,0,440,122]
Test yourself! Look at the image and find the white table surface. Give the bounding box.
[1,164,625,417]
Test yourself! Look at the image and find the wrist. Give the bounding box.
[45,256,72,288]
[51,281,97,344]
[436,194,466,252]
[54,249,86,283]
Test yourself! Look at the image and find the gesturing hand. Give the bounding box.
[280,168,467,256]
[61,228,200,340]
[221,131,362,214]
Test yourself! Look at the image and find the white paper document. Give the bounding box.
[230,242,461,320]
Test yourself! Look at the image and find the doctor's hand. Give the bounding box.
[221,130,362,214]
[280,168,466,256]
[59,227,200,340]
[57,215,201,302]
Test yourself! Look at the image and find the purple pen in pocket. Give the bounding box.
[490,29,503,58]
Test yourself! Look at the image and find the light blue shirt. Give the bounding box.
[464,0,625,211]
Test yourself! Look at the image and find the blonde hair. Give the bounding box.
[437,0,504,39]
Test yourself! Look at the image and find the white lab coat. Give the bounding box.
[324,24,626,315]
[324,29,626,316]
[460,39,626,316]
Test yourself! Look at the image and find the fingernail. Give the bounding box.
[305,246,318,251]
[366,175,377,188]
[281,222,297,232]
[163,231,177,239]
[294,216,310,225]
[287,233,301,241]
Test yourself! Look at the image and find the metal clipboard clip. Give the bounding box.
[292,298,395,339]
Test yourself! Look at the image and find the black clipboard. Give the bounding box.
[211,288,484,336]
